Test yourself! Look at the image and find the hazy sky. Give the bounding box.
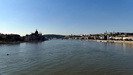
[0,0,133,35]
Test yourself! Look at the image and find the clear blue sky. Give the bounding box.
[0,0,133,35]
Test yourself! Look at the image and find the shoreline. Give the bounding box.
[63,39,133,44]
[0,41,22,44]
[65,39,133,44]
[112,40,133,44]
[90,40,133,44]
[0,40,46,44]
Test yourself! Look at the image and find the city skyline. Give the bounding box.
[0,0,133,36]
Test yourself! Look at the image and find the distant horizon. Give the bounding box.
[0,0,133,35]
[1,30,133,36]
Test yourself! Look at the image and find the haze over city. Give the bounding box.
[0,0,133,35]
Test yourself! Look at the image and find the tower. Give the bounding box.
[35,29,38,34]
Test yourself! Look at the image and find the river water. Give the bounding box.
[0,40,133,75]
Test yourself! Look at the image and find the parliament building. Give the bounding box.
[25,30,45,41]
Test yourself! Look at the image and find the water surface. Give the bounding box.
[0,40,133,75]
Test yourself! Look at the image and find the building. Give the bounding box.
[24,30,45,41]
[0,33,21,41]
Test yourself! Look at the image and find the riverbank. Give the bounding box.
[113,40,133,44]
[0,41,22,44]
[93,40,133,44]
[0,40,47,44]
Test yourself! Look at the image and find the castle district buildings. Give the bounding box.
[65,32,133,41]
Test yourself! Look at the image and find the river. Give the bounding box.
[0,40,133,75]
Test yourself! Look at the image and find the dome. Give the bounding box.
[35,29,38,34]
